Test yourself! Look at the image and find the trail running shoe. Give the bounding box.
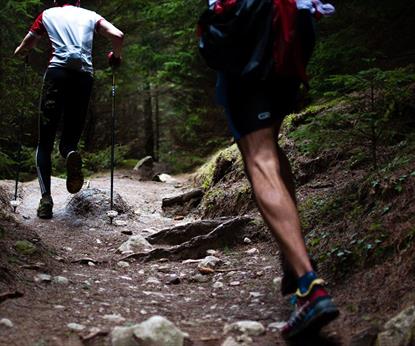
[66,151,84,194]
[37,195,53,219]
[280,279,339,339]
[281,257,318,296]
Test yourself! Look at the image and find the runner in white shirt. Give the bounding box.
[14,0,124,219]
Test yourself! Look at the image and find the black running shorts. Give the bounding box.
[216,73,301,140]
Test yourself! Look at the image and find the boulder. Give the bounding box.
[111,326,137,346]
[133,316,188,345]
[134,156,154,180]
[152,173,176,184]
[117,235,154,254]
[377,305,415,346]
[111,316,188,346]
[66,188,130,219]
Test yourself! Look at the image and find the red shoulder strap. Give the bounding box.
[273,0,308,81]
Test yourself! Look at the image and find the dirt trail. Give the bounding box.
[0,173,344,346]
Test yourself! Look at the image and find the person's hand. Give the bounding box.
[108,51,122,68]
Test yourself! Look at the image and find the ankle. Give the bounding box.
[297,271,318,295]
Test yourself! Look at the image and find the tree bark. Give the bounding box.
[143,78,154,158]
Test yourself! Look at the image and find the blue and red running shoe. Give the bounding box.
[280,278,339,339]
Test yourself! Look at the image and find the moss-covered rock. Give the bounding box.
[15,240,37,256]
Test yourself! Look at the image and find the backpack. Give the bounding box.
[198,0,316,82]
[198,0,275,80]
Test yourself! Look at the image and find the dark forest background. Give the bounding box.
[0,0,414,178]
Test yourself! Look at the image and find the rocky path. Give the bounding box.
[0,172,343,346]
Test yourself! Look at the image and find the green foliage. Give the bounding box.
[82,145,130,176]
[290,67,415,169]
[195,144,242,190]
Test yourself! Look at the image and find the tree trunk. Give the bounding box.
[143,79,154,158]
[154,92,160,162]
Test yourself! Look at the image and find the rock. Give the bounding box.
[103,314,126,323]
[249,292,262,299]
[118,235,154,254]
[229,281,240,286]
[224,321,266,337]
[112,316,188,346]
[190,274,210,283]
[134,156,154,180]
[221,336,240,346]
[267,322,285,331]
[350,327,379,346]
[197,256,222,270]
[0,319,13,328]
[236,334,253,344]
[111,325,137,346]
[15,240,37,255]
[272,277,282,291]
[66,188,130,220]
[213,281,224,289]
[34,273,52,283]
[166,274,181,285]
[243,237,252,244]
[117,261,130,268]
[134,156,153,170]
[245,248,259,255]
[152,173,176,183]
[53,276,70,285]
[377,305,415,346]
[67,323,86,331]
[133,316,188,346]
[115,220,128,227]
[146,277,161,285]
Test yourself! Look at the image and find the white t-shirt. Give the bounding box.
[29,5,103,74]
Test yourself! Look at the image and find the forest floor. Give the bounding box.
[0,169,414,346]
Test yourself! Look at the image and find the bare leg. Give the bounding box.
[238,126,312,277]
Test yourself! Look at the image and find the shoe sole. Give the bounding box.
[66,151,84,194]
[284,299,340,339]
[37,211,53,219]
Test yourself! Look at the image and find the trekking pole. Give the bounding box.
[10,56,29,213]
[107,67,118,224]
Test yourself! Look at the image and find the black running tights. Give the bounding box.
[36,67,93,196]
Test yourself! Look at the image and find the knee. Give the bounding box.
[246,153,281,182]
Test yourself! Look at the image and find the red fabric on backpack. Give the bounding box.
[273,0,307,81]
[205,0,308,81]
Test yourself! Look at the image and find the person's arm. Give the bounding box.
[15,12,45,57]
[14,33,40,57]
[97,19,124,58]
